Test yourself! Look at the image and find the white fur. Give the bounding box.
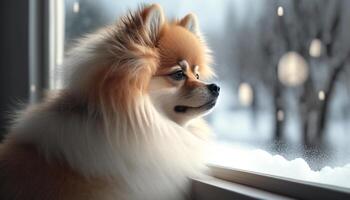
[12,98,208,200]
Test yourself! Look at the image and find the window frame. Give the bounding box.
[29,0,49,103]
[29,0,64,103]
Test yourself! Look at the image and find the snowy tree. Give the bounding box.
[232,0,288,139]
[280,0,350,144]
[229,0,350,145]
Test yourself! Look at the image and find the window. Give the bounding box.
[52,0,350,193]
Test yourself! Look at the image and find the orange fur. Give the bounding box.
[185,79,204,89]
[158,24,212,78]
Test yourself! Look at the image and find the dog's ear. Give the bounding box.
[142,4,165,38]
[179,13,199,34]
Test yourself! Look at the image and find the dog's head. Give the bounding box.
[144,5,219,125]
[68,4,219,126]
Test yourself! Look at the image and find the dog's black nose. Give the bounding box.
[208,84,220,97]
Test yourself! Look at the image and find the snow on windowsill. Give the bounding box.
[208,142,350,189]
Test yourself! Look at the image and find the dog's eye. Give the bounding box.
[170,71,186,81]
[195,73,200,79]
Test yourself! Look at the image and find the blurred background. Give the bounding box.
[62,0,350,171]
[1,0,350,185]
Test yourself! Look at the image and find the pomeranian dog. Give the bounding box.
[0,4,219,200]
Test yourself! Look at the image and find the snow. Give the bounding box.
[206,83,350,190]
[209,142,350,189]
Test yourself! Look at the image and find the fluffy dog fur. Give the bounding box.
[0,4,218,200]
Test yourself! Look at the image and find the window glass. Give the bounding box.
[59,0,350,190]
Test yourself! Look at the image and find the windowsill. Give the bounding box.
[191,165,350,200]
[208,141,350,190]
[192,177,293,200]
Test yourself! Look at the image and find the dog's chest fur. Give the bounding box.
[1,97,208,200]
